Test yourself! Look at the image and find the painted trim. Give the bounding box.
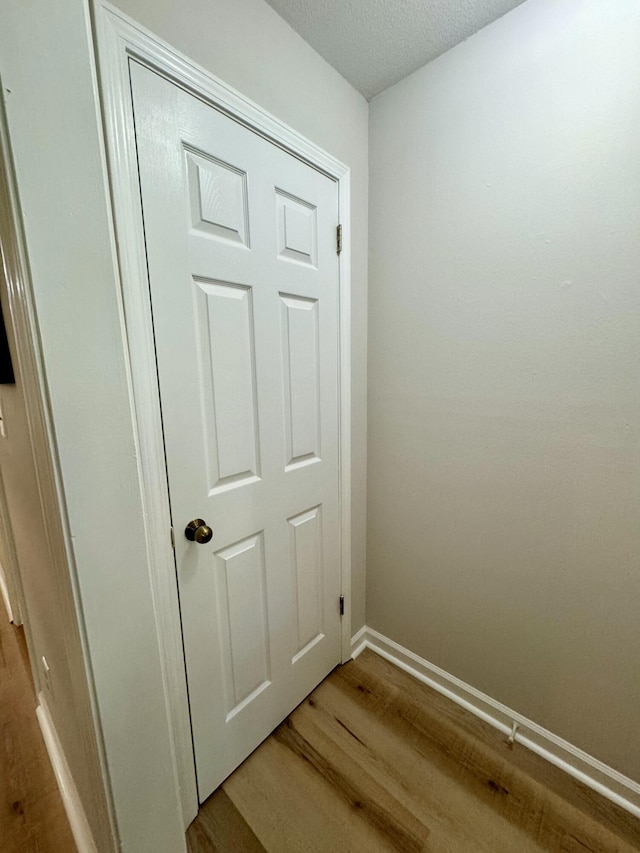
[351,626,640,819]
[37,693,98,853]
[350,624,367,659]
[0,471,24,625]
[0,517,22,626]
[0,560,14,623]
[93,1,353,826]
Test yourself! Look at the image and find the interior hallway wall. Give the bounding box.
[367,0,640,781]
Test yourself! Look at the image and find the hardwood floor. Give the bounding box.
[187,649,640,853]
[0,614,75,852]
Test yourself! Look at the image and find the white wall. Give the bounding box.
[0,0,367,849]
[368,0,640,782]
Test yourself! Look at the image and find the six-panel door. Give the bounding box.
[131,61,342,800]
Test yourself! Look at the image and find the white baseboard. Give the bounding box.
[351,626,640,820]
[36,693,98,853]
[350,624,367,659]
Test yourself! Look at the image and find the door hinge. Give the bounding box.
[339,594,345,616]
[336,224,342,255]
[170,527,175,550]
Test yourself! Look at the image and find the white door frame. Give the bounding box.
[0,468,24,625]
[92,1,352,826]
[0,91,28,630]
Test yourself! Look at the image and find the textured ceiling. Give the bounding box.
[264,0,528,100]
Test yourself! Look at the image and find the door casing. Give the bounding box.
[93,1,352,827]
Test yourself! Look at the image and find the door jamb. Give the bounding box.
[0,95,27,630]
[92,1,353,827]
[0,468,24,625]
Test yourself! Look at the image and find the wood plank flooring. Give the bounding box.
[0,614,75,852]
[187,649,640,853]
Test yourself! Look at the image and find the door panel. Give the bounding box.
[289,505,324,661]
[130,61,342,800]
[280,293,321,468]
[215,531,270,716]
[193,277,261,491]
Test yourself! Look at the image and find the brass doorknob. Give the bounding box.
[185,518,213,544]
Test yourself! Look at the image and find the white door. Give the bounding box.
[130,63,343,801]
